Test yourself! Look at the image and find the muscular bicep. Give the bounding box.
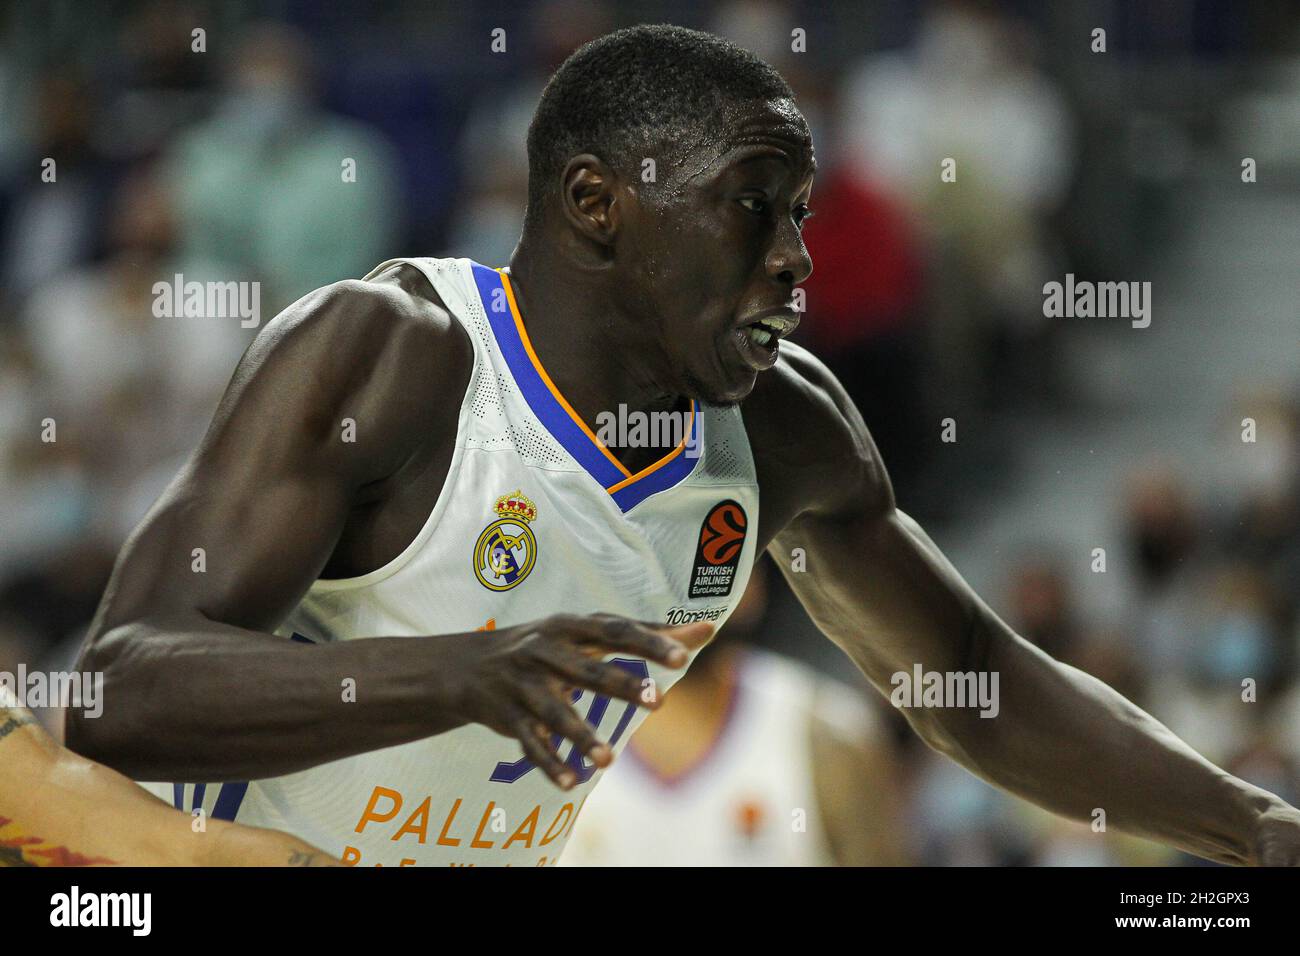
[89,281,444,636]
[774,507,983,689]
[100,445,352,634]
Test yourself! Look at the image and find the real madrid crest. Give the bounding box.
[473,490,539,591]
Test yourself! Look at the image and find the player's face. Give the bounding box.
[626,98,815,405]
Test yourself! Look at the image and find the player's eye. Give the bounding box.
[794,205,815,228]
[738,197,768,215]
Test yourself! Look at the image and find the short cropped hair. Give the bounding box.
[524,23,796,228]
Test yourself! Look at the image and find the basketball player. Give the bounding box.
[0,690,338,866]
[562,563,912,866]
[70,25,1300,866]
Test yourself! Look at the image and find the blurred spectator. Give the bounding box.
[447,0,614,264]
[165,22,402,308]
[1007,557,1080,661]
[19,166,251,545]
[0,72,116,310]
[1125,464,1200,593]
[837,0,1075,411]
[799,162,929,495]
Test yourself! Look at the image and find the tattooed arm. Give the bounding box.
[0,702,339,866]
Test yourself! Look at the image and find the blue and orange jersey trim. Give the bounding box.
[470,263,701,513]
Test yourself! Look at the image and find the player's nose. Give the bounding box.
[765,220,813,288]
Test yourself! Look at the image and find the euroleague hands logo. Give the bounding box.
[689,500,747,598]
[700,502,746,565]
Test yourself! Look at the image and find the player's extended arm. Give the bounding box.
[1,699,339,866]
[755,344,1300,866]
[69,276,701,785]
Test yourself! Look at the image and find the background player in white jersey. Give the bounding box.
[563,562,911,866]
[70,25,1300,866]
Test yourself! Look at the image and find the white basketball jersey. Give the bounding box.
[138,257,760,866]
[561,650,870,867]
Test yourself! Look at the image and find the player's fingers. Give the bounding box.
[576,616,713,666]
[533,646,657,707]
[511,716,577,790]
[519,683,612,770]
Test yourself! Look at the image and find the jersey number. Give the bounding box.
[489,658,649,784]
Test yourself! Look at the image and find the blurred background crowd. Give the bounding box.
[1,0,1297,865]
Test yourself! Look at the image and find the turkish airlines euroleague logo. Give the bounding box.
[689,500,748,598]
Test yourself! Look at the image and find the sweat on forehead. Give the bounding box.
[735,96,809,135]
[648,98,812,180]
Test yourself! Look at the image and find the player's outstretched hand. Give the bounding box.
[442,613,714,790]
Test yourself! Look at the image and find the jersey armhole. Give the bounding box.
[310,264,483,592]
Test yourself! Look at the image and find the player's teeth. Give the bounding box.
[748,326,772,347]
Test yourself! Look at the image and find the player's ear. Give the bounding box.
[559,154,620,247]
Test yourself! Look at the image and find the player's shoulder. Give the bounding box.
[754,337,837,393]
[214,262,474,483]
[279,262,465,362]
[741,340,889,515]
[251,261,473,408]
[743,340,861,455]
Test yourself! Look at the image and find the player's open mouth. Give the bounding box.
[733,310,798,370]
